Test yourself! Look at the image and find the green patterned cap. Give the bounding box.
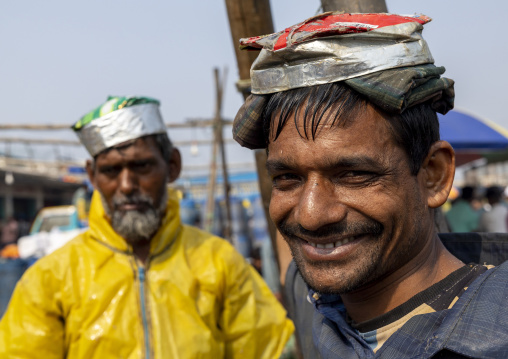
[72,96,160,131]
[72,96,166,156]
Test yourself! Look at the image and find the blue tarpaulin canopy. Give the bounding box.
[438,110,508,150]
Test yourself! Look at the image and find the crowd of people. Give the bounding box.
[446,185,508,233]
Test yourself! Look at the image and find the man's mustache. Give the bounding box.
[112,193,154,210]
[277,218,383,240]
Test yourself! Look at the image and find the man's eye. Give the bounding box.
[344,171,370,177]
[132,161,152,171]
[272,174,300,189]
[339,171,378,184]
[99,167,120,176]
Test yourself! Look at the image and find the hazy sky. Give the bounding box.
[1,1,507,176]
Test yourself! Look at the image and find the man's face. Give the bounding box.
[87,136,181,244]
[267,104,434,295]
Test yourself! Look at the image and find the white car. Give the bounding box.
[18,206,87,259]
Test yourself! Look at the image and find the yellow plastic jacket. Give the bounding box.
[0,189,294,358]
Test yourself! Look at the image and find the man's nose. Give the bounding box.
[294,178,347,231]
[118,168,138,195]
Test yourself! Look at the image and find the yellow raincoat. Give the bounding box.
[0,189,293,358]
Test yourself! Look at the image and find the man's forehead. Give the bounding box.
[268,101,393,145]
[271,99,355,127]
[95,137,157,161]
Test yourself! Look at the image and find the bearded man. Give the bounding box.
[0,96,293,358]
[233,13,508,358]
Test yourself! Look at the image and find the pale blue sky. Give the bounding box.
[1,1,507,175]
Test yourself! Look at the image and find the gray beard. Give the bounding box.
[99,189,168,244]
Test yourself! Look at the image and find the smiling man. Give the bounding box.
[233,13,508,358]
[0,96,293,358]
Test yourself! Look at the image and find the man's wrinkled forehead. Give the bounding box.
[94,136,157,161]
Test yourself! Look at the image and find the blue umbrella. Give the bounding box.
[438,110,508,150]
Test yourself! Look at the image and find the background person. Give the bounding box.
[446,186,480,232]
[478,185,508,233]
[0,96,293,358]
[0,216,19,250]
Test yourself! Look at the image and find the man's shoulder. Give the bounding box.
[180,224,235,252]
[468,259,508,300]
[16,233,88,289]
[178,224,247,267]
[25,229,99,269]
[439,232,508,266]
[284,259,508,358]
[382,262,508,358]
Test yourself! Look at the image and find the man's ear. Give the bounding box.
[420,141,455,208]
[167,148,182,183]
[85,159,96,187]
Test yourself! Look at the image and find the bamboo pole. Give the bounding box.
[216,69,233,240]
[0,119,233,131]
[0,137,237,147]
[204,122,219,233]
[204,68,232,240]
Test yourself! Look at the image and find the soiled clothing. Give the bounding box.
[0,189,293,358]
[285,260,508,358]
[350,264,489,353]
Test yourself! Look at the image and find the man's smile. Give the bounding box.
[295,233,374,261]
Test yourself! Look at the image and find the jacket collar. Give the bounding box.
[87,187,182,257]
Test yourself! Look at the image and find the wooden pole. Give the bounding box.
[204,68,232,240]
[321,0,387,12]
[224,0,282,266]
[216,69,233,240]
[224,0,274,98]
[204,70,221,234]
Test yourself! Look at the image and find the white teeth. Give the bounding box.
[310,237,355,249]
